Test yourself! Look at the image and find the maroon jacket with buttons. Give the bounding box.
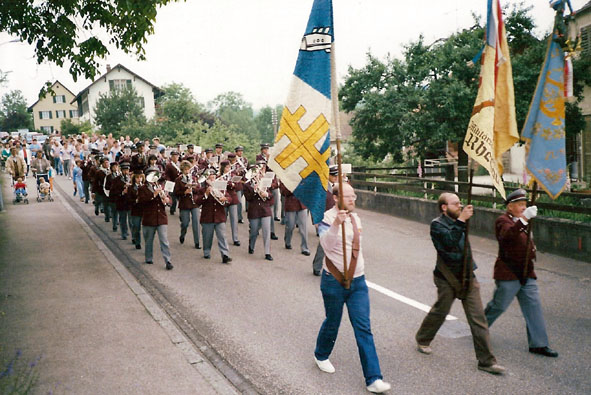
[137,184,168,226]
[195,185,229,223]
[493,213,537,281]
[165,161,181,183]
[110,175,132,211]
[174,175,200,210]
[243,182,274,219]
[279,183,307,212]
[128,184,144,217]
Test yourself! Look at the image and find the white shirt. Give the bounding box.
[319,207,365,278]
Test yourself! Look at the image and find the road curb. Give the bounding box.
[53,184,258,394]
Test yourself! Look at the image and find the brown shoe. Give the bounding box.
[417,344,432,355]
[478,363,506,375]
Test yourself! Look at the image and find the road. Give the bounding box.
[5,174,591,394]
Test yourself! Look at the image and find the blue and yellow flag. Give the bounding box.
[268,0,333,224]
[521,35,567,200]
[463,0,519,199]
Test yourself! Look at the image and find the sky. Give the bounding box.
[0,0,588,110]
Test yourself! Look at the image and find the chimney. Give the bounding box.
[106,64,111,73]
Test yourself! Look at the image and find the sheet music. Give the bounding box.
[164,181,175,193]
[263,172,275,179]
[231,175,243,183]
[259,178,272,189]
[213,180,227,191]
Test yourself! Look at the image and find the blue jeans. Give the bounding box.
[485,278,549,348]
[53,157,63,175]
[315,271,383,386]
[118,210,130,238]
[130,215,142,246]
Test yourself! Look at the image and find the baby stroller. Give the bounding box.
[35,173,54,202]
[12,175,29,205]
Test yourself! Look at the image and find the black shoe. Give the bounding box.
[105,218,110,223]
[145,260,153,264]
[313,270,320,276]
[238,219,244,224]
[132,239,136,244]
[122,236,127,240]
[233,241,241,246]
[113,226,117,232]
[285,244,292,250]
[170,210,175,216]
[166,262,174,270]
[302,251,311,256]
[270,233,278,240]
[136,244,141,250]
[529,347,558,357]
[204,255,211,259]
[248,247,254,254]
[179,235,185,244]
[274,217,280,222]
[265,254,274,261]
[222,255,232,264]
[95,209,99,216]
[195,244,201,249]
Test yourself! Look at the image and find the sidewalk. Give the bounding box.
[0,174,232,394]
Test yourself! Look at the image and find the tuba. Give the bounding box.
[206,174,228,206]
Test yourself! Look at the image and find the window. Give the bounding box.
[40,126,54,133]
[56,110,66,118]
[581,25,591,55]
[53,95,66,103]
[69,109,79,118]
[138,97,145,108]
[109,79,132,91]
[82,99,89,115]
[39,111,52,119]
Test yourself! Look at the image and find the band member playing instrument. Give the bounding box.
[220,160,241,246]
[234,146,248,223]
[255,143,270,162]
[92,157,110,220]
[165,151,182,215]
[110,162,132,240]
[128,171,145,249]
[130,141,147,173]
[174,160,201,250]
[312,165,337,276]
[138,166,173,270]
[415,192,505,375]
[243,161,275,261]
[314,183,391,394]
[199,148,214,171]
[104,161,120,232]
[280,182,310,255]
[81,148,99,204]
[213,143,225,168]
[196,169,232,263]
[184,144,196,162]
[484,189,558,358]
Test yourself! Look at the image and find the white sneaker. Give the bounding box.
[367,379,391,393]
[417,344,432,355]
[314,356,335,373]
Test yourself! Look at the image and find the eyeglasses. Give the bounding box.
[343,195,357,201]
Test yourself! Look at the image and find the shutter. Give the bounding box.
[53,96,56,103]
[39,111,42,119]
[49,111,52,119]
[109,80,115,90]
[126,80,132,89]
[62,95,66,103]
[582,25,591,54]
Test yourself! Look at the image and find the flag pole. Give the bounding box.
[460,162,474,298]
[331,41,349,289]
[522,181,538,285]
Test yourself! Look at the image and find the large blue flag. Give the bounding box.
[521,35,567,199]
[267,0,333,224]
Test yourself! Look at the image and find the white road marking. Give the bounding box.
[366,280,458,321]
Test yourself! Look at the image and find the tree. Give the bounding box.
[208,92,258,140]
[254,105,283,144]
[60,119,93,137]
[94,86,146,136]
[339,3,587,176]
[0,0,178,82]
[0,90,33,131]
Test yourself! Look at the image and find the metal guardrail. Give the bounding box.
[349,171,591,217]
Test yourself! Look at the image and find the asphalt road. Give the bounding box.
[38,177,591,393]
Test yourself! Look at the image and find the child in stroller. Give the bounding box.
[36,173,53,202]
[13,176,29,204]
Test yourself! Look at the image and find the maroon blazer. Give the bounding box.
[173,175,200,210]
[81,161,93,181]
[195,186,229,223]
[243,183,274,219]
[92,168,108,195]
[280,183,306,212]
[165,161,181,182]
[226,179,240,205]
[110,175,132,211]
[130,153,147,172]
[105,173,118,203]
[494,213,537,281]
[137,184,168,226]
[128,184,144,217]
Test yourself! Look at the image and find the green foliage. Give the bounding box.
[60,119,93,137]
[339,3,588,169]
[209,92,258,139]
[254,105,283,144]
[0,90,33,131]
[94,86,146,136]
[0,0,178,82]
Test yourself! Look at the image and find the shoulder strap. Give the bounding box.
[324,215,361,289]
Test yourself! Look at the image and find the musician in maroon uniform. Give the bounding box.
[109,162,132,240]
[104,161,120,232]
[196,169,232,263]
[174,160,201,249]
[92,157,110,220]
[128,171,145,249]
[130,141,147,173]
[137,166,173,270]
[280,182,310,255]
[233,147,248,223]
[243,161,275,261]
[221,160,241,246]
[165,151,182,215]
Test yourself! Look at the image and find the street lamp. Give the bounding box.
[271,108,278,138]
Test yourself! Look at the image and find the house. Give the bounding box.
[28,81,79,134]
[71,64,161,126]
[570,1,591,183]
